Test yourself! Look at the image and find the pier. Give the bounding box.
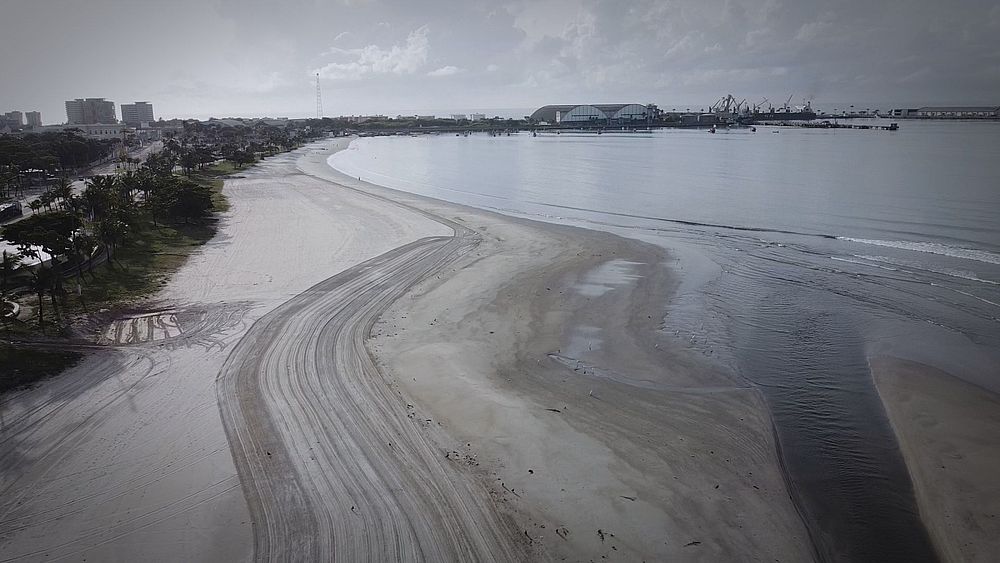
[758,121,899,131]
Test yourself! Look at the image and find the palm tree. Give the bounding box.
[28,265,54,330]
[54,176,73,205]
[1,250,19,297]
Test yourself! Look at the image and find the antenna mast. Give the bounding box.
[315,73,323,118]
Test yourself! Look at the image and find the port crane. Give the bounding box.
[781,94,794,112]
[710,94,751,115]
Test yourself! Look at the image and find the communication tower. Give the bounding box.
[315,73,323,118]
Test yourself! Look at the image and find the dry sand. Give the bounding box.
[872,357,1000,562]
[1,137,816,561]
[0,143,447,561]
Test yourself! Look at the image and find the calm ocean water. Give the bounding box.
[329,121,1000,562]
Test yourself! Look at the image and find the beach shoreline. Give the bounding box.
[301,138,815,560]
[3,136,814,561]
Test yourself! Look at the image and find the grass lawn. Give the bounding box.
[190,160,241,212]
[72,219,217,309]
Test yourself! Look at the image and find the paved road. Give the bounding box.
[217,228,525,562]
[2,141,163,228]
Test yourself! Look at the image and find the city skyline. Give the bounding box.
[1,0,998,122]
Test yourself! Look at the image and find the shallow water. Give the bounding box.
[330,121,1000,561]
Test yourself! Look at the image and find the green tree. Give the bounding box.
[1,250,20,297]
[3,211,82,320]
[168,178,214,223]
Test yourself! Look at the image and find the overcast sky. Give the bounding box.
[2,0,999,123]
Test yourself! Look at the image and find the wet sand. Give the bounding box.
[873,357,1000,562]
[1,138,814,561]
[302,141,815,560]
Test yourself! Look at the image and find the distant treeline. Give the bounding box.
[0,131,116,174]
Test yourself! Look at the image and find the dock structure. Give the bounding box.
[759,121,899,131]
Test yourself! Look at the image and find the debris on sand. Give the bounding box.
[556,527,570,540]
[684,540,702,547]
[620,495,636,501]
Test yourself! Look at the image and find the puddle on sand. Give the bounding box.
[573,259,643,298]
[564,325,603,358]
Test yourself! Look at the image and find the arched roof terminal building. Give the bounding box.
[529,103,656,125]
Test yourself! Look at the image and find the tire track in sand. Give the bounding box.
[217,230,526,562]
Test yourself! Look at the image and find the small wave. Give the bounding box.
[855,255,1000,286]
[839,238,1000,265]
[539,202,838,239]
[829,256,899,272]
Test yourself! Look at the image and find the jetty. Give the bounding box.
[758,121,899,131]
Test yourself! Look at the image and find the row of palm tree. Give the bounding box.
[0,131,117,199]
[2,157,215,331]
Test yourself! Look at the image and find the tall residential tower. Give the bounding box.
[65,98,117,124]
[120,102,154,127]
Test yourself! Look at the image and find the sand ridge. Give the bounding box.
[873,357,1000,562]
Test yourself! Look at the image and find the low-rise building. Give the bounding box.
[897,106,1000,119]
[36,123,124,139]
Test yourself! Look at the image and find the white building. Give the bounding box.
[37,123,124,139]
[450,114,468,121]
[470,113,486,121]
[914,106,1000,119]
[25,111,42,127]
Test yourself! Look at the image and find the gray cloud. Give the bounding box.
[1,0,997,122]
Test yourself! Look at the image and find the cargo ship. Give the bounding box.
[748,100,817,121]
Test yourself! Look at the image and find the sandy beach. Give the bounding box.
[873,357,1000,562]
[1,138,815,561]
[300,141,815,561]
[0,142,447,561]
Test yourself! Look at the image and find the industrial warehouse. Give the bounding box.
[529,103,659,125]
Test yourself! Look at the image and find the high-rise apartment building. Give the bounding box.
[120,102,155,127]
[25,111,41,127]
[2,111,23,127]
[65,98,117,124]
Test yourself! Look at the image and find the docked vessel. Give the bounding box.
[749,100,817,121]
